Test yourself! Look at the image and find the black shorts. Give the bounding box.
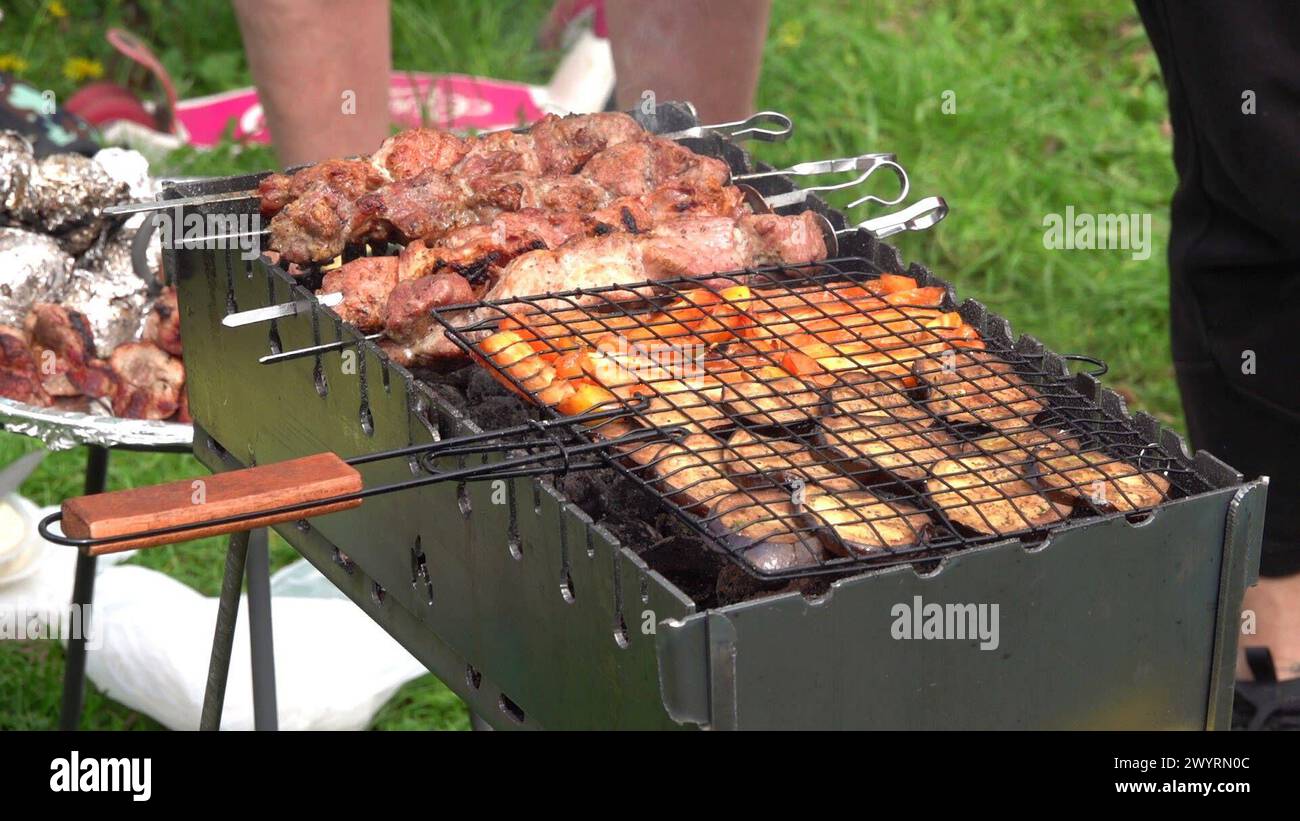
[1136,1,1300,576]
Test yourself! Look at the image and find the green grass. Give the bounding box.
[1,0,1180,729]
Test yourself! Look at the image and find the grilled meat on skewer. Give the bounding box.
[321,258,402,332]
[257,112,644,218]
[380,272,476,344]
[323,184,750,334]
[109,341,185,420]
[388,211,828,363]
[270,134,733,264]
[705,487,825,572]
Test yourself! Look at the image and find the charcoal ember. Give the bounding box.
[0,228,73,326]
[14,153,129,254]
[0,131,36,220]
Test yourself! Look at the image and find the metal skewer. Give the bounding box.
[736,153,910,209]
[223,293,344,328]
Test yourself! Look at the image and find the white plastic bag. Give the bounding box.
[6,504,429,730]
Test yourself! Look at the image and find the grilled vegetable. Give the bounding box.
[1031,442,1171,512]
[723,429,855,488]
[927,455,1071,536]
[818,413,952,482]
[646,434,741,512]
[801,484,932,556]
[706,486,823,569]
[825,370,927,421]
[913,350,1044,429]
[723,375,823,427]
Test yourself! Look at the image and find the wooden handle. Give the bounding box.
[61,453,364,555]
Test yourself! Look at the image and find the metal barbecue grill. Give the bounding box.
[50,102,1265,729]
[432,259,1205,581]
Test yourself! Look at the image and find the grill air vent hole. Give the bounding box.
[331,547,355,574]
[313,359,328,397]
[456,483,472,517]
[498,694,526,724]
[466,666,482,690]
[268,323,283,354]
[613,615,630,649]
[508,534,523,561]
[1125,510,1156,527]
[359,403,374,436]
[371,582,386,606]
[560,570,576,603]
[295,519,311,533]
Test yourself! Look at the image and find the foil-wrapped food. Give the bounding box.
[0,227,73,326]
[0,131,187,425]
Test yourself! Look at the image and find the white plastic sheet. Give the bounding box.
[1,503,428,730]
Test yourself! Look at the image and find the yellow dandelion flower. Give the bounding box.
[63,57,104,83]
[48,1,69,19]
[0,54,31,74]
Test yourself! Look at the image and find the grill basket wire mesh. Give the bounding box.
[435,257,1207,580]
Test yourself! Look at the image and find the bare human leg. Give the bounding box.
[606,0,772,123]
[233,0,392,166]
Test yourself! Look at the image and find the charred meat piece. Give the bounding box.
[913,351,1045,430]
[723,375,822,428]
[143,286,183,356]
[370,128,469,181]
[0,324,50,405]
[109,342,185,420]
[467,172,608,216]
[801,484,932,556]
[644,434,741,513]
[826,370,927,421]
[818,413,951,482]
[1031,442,1171,512]
[356,169,477,246]
[382,272,476,346]
[269,180,385,265]
[927,455,1071,536]
[23,303,117,398]
[528,111,645,174]
[453,130,542,179]
[322,257,400,332]
[256,158,387,218]
[581,138,730,197]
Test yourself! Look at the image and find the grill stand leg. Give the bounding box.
[58,444,109,731]
[200,530,250,731]
[244,528,278,730]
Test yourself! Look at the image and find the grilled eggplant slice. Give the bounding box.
[927,455,1071,536]
[825,370,927,421]
[962,429,1081,470]
[707,487,823,571]
[613,376,729,432]
[723,375,822,428]
[723,428,856,488]
[802,484,932,556]
[1031,442,1171,512]
[818,413,951,482]
[913,351,1044,430]
[646,434,740,513]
